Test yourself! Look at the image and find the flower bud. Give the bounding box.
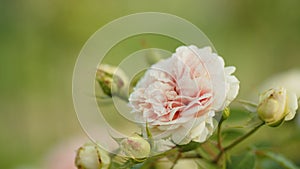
[75,143,110,169]
[257,87,298,127]
[96,64,128,100]
[120,134,151,159]
[222,107,230,120]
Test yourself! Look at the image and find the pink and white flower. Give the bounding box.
[129,45,239,144]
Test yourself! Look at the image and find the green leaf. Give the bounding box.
[260,159,285,169]
[260,151,300,169]
[226,151,256,169]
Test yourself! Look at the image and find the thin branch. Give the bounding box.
[170,153,181,169]
[217,119,224,150]
[181,152,203,159]
[224,121,264,151]
[213,121,265,163]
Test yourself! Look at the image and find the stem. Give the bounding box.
[181,152,203,159]
[170,153,181,169]
[201,142,217,158]
[217,118,224,150]
[225,121,264,151]
[213,121,265,163]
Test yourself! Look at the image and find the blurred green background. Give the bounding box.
[1,0,300,168]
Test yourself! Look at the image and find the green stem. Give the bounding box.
[170,152,181,169]
[224,121,264,151]
[181,152,203,159]
[213,121,265,163]
[217,118,224,150]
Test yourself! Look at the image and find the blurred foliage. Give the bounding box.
[1,0,300,168]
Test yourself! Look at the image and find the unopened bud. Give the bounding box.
[96,64,128,100]
[75,143,110,169]
[120,134,151,159]
[257,87,298,127]
[222,107,230,120]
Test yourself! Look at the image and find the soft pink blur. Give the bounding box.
[42,136,88,169]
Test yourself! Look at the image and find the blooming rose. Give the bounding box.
[129,45,239,144]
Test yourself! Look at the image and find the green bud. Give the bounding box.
[222,107,230,120]
[96,64,128,100]
[75,143,110,169]
[120,134,151,159]
[257,87,298,127]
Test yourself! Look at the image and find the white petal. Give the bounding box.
[171,127,191,144]
[224,66,240,107]
[285,92,298,121]
[192,46,227,110]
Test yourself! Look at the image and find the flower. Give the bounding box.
[257,87,298,127]
[254,69,300,126]
[75,143,110,169]
[96,64,129,100]
[129,45,239,144]
[120,134,151,159]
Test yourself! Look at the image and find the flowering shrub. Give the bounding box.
[75,45,299,169]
